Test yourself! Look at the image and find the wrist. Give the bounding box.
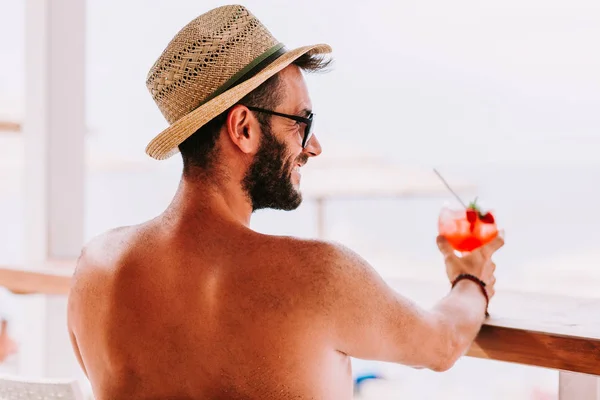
[451,274,489,317]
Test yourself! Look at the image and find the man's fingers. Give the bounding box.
[481,230,505,256]
[436,235,456,259]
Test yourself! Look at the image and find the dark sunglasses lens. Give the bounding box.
[303,117,314,148]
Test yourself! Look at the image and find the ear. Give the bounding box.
[224,104,261,154]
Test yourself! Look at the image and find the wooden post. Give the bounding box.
[23,0,85,379]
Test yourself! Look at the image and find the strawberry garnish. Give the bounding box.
[479,212,495,224]
[465,198,495,230]
[466,209,477,223]
[466,209,477,232]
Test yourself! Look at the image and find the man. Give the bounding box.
[68,4,504,400]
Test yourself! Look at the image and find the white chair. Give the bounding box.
[0,374,85,400]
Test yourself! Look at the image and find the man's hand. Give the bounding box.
[437,232,505,299]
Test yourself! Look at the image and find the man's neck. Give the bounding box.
[166,175,253,228]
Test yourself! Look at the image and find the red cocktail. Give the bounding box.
[438,201,498,252]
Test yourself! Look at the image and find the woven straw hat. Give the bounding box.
[145,4,332,160]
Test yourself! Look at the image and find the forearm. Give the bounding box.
[430,280,488,369]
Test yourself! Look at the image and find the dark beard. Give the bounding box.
[242,125,307,212]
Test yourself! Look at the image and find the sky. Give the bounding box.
[1,0,600,166]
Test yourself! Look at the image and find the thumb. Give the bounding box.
[436,235,456,259]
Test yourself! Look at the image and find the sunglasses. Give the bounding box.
[245,106,314,148]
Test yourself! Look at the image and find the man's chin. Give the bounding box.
[275,194,303,211]
[251,192,303,212]
[275,191,303,211]
[288,194,303,211]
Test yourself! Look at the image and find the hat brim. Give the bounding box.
[145,43,332,160]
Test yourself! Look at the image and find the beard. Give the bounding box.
[242,124,308,212]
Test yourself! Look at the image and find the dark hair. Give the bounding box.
[178,53,332,176]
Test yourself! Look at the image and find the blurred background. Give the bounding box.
[1,0,600,398]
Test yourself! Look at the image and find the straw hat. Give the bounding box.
[145,4,332,160]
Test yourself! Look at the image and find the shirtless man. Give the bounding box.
[67,5,504,400]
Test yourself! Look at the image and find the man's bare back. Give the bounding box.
[69,215,355,400]
[69,209,503,400]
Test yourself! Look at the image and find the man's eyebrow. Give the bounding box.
[300,108,313,117]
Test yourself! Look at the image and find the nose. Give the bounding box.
[304,134,322,157]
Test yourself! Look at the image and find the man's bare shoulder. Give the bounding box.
[267,235,378,285]
[76,226,135,271]
[283,235,369,264]
[70,224,150,297]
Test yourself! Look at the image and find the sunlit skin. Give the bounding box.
[67,64,503,400]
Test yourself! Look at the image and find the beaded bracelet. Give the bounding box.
[451,273,490,317]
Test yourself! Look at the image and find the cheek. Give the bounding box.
[290,150,303,167]
[283,139,302,164]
